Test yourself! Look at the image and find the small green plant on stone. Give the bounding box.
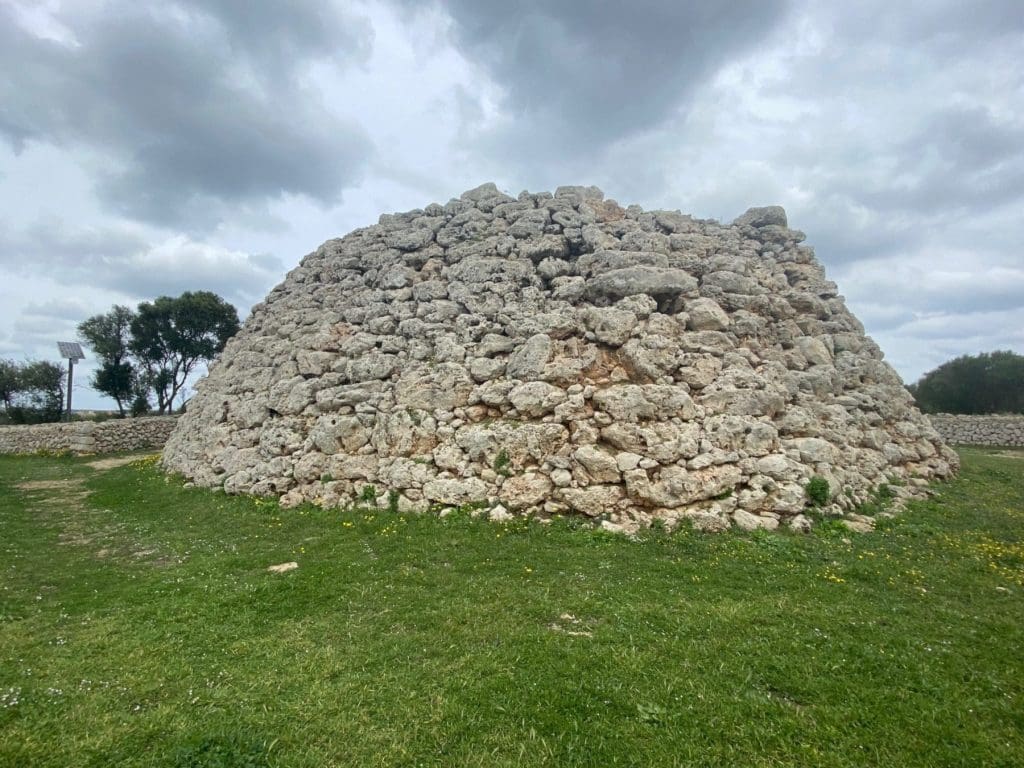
[360,484,378,506]
[387,490,400,514]
[492,449,512,477]
[852,481,899,518]
[813,517,850,537]
[320,472,333,484]
[805,476,830,507]
[641,518,668,541]
[876,482,895,502]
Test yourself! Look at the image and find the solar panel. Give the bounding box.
[57,341,85,361]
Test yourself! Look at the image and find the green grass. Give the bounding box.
[1,448,1022,767]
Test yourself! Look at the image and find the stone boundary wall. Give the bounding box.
[0,416,179,455]
[928,414,1024,446]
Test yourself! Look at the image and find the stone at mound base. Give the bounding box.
[162,183,959,533]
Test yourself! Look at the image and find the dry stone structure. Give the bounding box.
[928,414,1024,447]
[0,416,178,455]
[163,183,958,532]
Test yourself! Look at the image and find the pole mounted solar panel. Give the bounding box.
[57,341,85,361]
[57,342,85,420]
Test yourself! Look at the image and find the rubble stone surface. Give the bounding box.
[162,183,958,531]
[928,414,1024,447]
[0,416,178,455]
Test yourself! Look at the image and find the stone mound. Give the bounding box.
[163,183,958,532]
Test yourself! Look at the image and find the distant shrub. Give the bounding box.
[909,350,1024,414]
[130,393,151,417]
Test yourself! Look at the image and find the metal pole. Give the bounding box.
[66,358,74,421]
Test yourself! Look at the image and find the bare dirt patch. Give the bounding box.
[13,459,177,567]
[15,479,83,492]
[17,479,90,519]
[87,455,143,470]
[548,612,594,637]
[985,450,1024,459]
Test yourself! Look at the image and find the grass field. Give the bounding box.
[1,448,1022,767]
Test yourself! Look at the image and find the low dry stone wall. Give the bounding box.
[0,416,179,455]
[928,414,1024,446]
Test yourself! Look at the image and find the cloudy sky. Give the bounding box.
[1,0,1022,410]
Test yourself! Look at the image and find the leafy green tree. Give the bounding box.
[78,305,134,362]
[78,305,137,416]
[6,360,65,423]
[912,350,1024,414]
[130,291,240,413]
[0,359,19,414]
[92,362,136,417]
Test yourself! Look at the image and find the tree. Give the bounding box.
[20,361,65,421]
[130,391,151,417]
[78,305,137,416]
[0,359,18,413]
[911,350,1024,414]
[92,362,136,417]
[130,291,240,413]
[2,360,65,423]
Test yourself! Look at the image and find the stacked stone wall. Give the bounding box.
[163,183,958,534]
[928,414,1024,446]
[0,416,179,455]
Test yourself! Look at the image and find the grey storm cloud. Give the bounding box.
[831,0,1024,46]
[805,106,1024,221]
[839,259,1024,324]
[177,0,373,77]
[409,0,791,152]
[0,1,374,230]
[0,222,282,311]
[868,107,1024,215]
[20,298,100,323]
[698,1,1024,278]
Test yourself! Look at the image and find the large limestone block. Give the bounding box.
[423,478,489,506]
[507,334,552,380]
[586,267,698,304]
[509,381,567,417]
[592,385,697,422]
[500,473,553,508]
[601,421,700,463]
[734,206,788,228]
[584,307,637,346]
[559,485,625,517]
[395,363,474,411]
[686,298,731,332]
[573,445,622,484]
